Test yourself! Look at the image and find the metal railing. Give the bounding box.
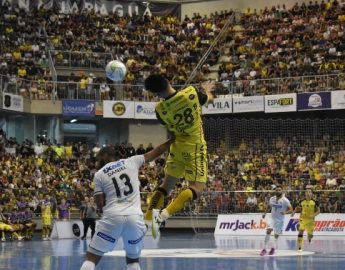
[1,73,344,101]
[140,190,345,216]
[2,189,343,216]
[50,50,113,70]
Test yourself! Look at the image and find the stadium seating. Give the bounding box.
[1,2,345,99]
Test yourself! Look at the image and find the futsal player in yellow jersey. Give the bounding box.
[291,189,320,251]
[41,194,54,240]
[144,74,215,238]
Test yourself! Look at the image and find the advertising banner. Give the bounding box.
[134,102,157,119]
[233,96,264,113]
[2,0,181,17]
[265,93,297,113]
[51,220,91,239]
[202,97,232,115]
[103,100,135,118]
[2,93,24,112]
[297,92,331,111]
[215,214,345,236]
[62,100,95,117]
[331,90,345,110]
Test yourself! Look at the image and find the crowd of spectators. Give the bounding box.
[1,123,345,220]
[219,0,345,95]
[1,1,345,100]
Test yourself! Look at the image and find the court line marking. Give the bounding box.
[105,248,315,258]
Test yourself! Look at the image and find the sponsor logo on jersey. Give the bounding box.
[128,234,144,244]
[97,232,116,243]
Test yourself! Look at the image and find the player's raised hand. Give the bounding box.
[201,80,216,93]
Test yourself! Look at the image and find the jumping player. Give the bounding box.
[291,189,320,251]
[143,74,215,238]
[79,139,173,270]
[260,186,292,256]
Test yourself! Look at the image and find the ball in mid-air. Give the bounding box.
[105,60,127,81]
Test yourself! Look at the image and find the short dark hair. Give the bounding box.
[98,146,116,158]
[144,74,168,93]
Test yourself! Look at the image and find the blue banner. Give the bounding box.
[63,100,95,117]
[297,92,331,111]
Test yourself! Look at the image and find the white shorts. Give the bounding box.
[88,214,146,259]
[268,218,284,235]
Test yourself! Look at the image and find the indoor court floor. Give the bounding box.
[0,233,345,270]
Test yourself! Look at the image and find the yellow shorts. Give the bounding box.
[299,219,315,235]
[0,223,13,231]
[42,216,52,226]
[165,141,208,183]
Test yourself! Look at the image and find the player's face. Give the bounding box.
[96,152,112,169]
[306,189,312,199]
[275,187,282,197]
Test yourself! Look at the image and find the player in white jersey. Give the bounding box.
[80,139,173,270]
[260,186,292,256]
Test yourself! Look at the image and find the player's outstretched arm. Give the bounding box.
[291,206,301,217]
[262,204,270,219]
[144,138,174,163]
[314,205,321,218]
[283,205,293,215]
[200,80,216,103]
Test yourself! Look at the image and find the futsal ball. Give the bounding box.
[105,60,127,81]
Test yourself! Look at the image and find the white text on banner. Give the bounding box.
[265,93,297,113]
[215,213,345,236]
[233,96,264,113]
[103,101,135,118]
[331,90,345,110]
[134,102,157,119]
[2,93,24,112]
[202,97,232,115]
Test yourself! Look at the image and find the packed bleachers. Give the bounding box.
[1,115,345,225]
[1,1,345,100]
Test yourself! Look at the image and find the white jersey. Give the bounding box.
[93,155,145,216]
[269,195,291,223]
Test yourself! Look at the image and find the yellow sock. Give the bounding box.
[1,231,4,238]
[144,190,165,221]
[12,232,19,239]
[166,189,194,216]
[298,236,303,250]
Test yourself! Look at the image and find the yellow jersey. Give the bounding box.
[300,199,319,220]
[155,86,208,144]
[41,201,52,217]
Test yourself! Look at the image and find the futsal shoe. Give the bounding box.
[268,248,275,255]
[260,249,267,256]
[152,209,162,239]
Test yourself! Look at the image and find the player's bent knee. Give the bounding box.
[126,252,141,260]
[87,246,105,257]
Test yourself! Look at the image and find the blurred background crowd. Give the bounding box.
[1,0,345,99]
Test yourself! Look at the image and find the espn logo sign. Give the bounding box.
[265,94,297,113]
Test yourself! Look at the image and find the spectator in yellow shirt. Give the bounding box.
[18,66,27,78]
